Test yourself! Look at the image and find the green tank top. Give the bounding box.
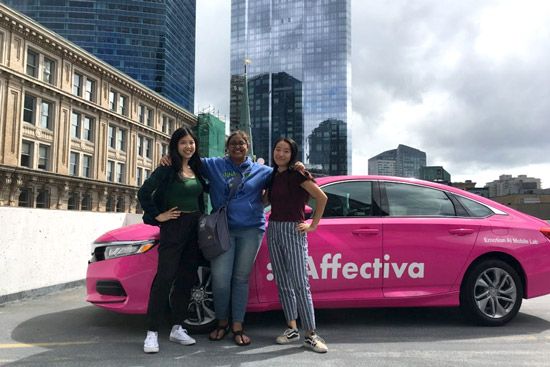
[164,176,203,212]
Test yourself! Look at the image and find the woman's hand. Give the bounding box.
[159,155,172,167]
[155,207,181,222]
[293,161,305,173]
[296,222,316,233]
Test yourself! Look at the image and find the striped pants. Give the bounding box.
[267,221,316,331]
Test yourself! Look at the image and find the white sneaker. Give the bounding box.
[169,325,196,345]
[144,331,159,353]
[276,328,300,344]
[304,333,328,353]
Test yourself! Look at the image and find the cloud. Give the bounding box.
[351,0,550,186]
[195,0,550,186]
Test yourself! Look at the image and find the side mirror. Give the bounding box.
[304,205,313,220]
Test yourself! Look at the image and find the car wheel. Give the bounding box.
[183,265,216,333]
[460,259,523,326]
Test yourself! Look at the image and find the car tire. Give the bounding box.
[460,259,523,326]
[169,265,217,333]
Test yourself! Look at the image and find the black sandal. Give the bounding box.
[209,324,230,341]
[232,329,251,346]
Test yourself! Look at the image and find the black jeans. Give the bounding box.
[146,212,201,331]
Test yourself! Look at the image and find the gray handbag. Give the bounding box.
[198,173,243,260]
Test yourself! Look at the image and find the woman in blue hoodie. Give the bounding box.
[203,130,272,346]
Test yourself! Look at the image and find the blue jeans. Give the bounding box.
[210,227,263,323]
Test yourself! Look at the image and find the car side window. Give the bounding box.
[455,196,494,217]
[313,181,374,218]
[385,182,456,217]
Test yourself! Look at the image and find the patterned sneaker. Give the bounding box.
[304,333,328,353]
[276,328,300,344]
[169,325,196,345]
[143,331,159,353]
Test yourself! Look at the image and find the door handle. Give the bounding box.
[448,228,475,236]
[352,228,379,235]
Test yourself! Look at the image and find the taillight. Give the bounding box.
[541,227,550,241]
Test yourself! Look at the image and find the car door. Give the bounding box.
[301,180,384,301]
[255,180,385,305]
[381,182,480,298]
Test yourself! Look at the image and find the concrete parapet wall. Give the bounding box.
[0,207,142,301]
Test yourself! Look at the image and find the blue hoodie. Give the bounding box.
[201,156,273,231]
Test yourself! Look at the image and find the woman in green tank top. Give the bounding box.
[138,127,207,354]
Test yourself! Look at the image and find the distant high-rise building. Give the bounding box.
[247,72,303,164]
[368,145,427,178]
[308,119,347,175]
[419,166,451,184]
[3,0,196,110]
[230,0,351,174]
[486,174,542,197]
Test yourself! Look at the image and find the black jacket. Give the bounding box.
[137,166,206,226]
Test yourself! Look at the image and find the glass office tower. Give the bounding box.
[230,0,351,175]
[4,0,196,111]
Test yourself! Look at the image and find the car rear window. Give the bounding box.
[455,196,494,217]
[385,182,456,217]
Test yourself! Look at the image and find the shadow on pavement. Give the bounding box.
[6,305,550,366]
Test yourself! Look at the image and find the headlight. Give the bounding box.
[90,241,156,262]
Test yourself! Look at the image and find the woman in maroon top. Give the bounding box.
[266,137,328,353]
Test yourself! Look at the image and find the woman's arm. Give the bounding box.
[296,180,327,233]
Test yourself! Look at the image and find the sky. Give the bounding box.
[194,0,550,188]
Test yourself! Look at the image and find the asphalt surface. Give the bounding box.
[1,287,550,366]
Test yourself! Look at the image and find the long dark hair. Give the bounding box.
[267,137,313,201]
[168,127,207,189]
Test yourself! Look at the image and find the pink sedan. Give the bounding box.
[86,176,550,331]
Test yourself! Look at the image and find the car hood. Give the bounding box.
[94,223,160,243]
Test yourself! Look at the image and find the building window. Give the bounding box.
[18,188,31,207]
[116,128,126,151]
[81,194,92,211]
[137,135,152,159]
[69,152,79,176]
[118,94,128,115]
[71,112,81,138]
[139,104,145,124]
[68,192,78,210]
[20,140,33,168]
[40,101,53,130]
[110,89,128,116]
[82,154,92,178]
[36,189,49,209]
[162,115,174,134]
[38,144,50,170]
[136,167,143,186]
[84,78,96,102]
[82,116,93,141]
[147,108,154,126]
[26,49,38,77]
[109,90,116,111]
[71,112,94,141]
[108,125,115,149]
[161,143,168,157]
[107,160,115,182]
[116,162,125,183]
[145,169,151,180]
[43,57,55,84]
[105,196,114,212]
[23,94,36,124]
[115,197,125,212]
[73,72,82,96]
